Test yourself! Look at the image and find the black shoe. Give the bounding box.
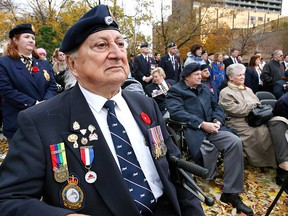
[220,193,254,215]
[275,168,288,194]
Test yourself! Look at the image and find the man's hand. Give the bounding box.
[200,122,220,134]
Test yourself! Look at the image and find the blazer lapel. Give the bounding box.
[65,85,140,215]
[122,92,155,140]
[16,60,38,89]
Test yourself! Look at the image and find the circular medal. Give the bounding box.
[54,167,69,183]
[81,137,88,145]
[85,171,97,184]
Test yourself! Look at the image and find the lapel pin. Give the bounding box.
[68,134,78,143]
[81,137,88,145]
[73,121,80,130]
[88,125,96,133]
[80,129,87,135]
[89,133,98,141]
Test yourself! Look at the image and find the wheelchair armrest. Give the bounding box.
[166,118,188,127]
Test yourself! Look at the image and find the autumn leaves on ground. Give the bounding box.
[198,164,288,215]
[0,138,287,215]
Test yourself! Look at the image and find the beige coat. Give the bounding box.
[219,83,276,167]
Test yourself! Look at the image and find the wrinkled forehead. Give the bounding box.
[89,29,123,39]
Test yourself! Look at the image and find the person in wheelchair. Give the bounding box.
[145,67,176,117]
[166,62,254,215]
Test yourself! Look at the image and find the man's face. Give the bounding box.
[68,30,129,94]
[284,55,288,62]
[185,71,202,88]
[201,68,210,79]
[274,51,283,62]
[202,53,208,60]
[208,55,214,61]
[169,46,177,55]
[141,47,150,55]
[231,50,239,58]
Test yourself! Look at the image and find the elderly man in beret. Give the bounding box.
[0,5,205,216]
[166,62,254,215]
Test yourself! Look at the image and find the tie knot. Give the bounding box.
[104,100,115,111]
[21,55,32,62]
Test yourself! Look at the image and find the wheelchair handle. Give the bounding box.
[169,156,208,179]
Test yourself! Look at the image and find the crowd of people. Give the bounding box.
[0,3,287,216]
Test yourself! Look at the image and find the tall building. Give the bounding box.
[214,0,283,14]
[171,0,283,29]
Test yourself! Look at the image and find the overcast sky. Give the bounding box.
[282,0,288,16]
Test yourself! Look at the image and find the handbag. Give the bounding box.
[245,104,273,127]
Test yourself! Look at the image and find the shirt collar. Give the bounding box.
[79,84,124,113]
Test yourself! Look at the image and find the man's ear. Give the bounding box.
[66,55,78,77]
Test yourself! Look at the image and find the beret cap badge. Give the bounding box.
[104,16,113,25]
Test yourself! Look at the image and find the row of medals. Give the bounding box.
[55,122,98,184]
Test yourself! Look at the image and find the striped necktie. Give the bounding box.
[171,56,175,70]
[104,100,156,215]
[21,55,33,73]
[160,82,168,95]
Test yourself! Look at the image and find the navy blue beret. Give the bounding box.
[180,62,201,77]
[200,64,208,71]
[168,42,176,48]
[140,42,149,48]
[9,23,35,39]
[60,4,119,53]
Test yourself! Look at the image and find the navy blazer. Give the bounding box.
[166,81,228,159]
[0,56,57,138]
[159,54,181,82]
[0,84,203,216]
[133,55,156,86]
[223,57,234,71]
[245,66,260,93]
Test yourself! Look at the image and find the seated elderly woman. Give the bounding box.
[219,64,277,168]
[145,67,176,116]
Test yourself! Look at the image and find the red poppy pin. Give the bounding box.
[31,66,39,73]
[167,83,171,87]
[141,112,151,125]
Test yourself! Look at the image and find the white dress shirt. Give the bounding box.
[79,85,164,199]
